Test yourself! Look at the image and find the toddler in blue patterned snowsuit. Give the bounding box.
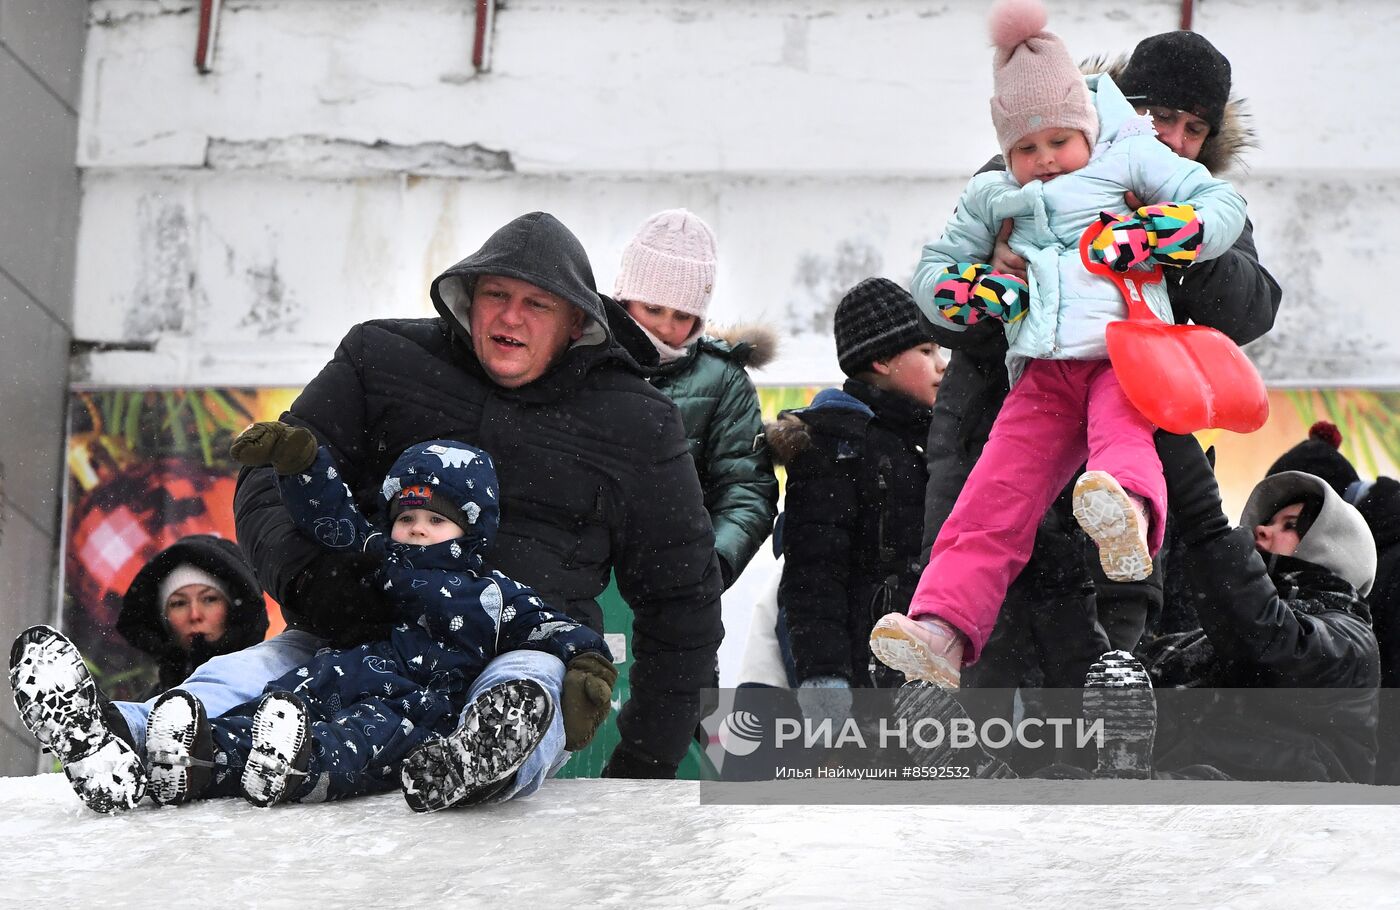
[149,433,609,807]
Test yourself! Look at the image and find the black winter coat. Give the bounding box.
[116,535,269,699]
[1144,531,1380,783]
[1356,477,1400,784]
[1357,478,1400,690]
[234,213,723,768]
[770,380,931,686]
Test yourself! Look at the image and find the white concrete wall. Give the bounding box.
[70,0,1400,388]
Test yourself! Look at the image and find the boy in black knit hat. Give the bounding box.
[764,278,944,726]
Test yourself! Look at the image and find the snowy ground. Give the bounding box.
[5,773,1399,908]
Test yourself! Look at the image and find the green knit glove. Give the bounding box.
[562,651,618,751]
[230,421,317,475]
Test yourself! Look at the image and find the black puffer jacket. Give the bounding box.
[1355,477,1400,784]
[770,380,931,686]
[1357,478,1400,690]
[1145,533,1380,783]
[116,535,268,699]
[1144,470,1380,783]
[234,212,724,769]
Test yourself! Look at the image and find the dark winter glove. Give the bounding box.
[601,742,679,780]
[230,421,318,475]
[796,676,853,732]
[288,550,394,644]
[1155,430,1229,545]
[932,262,1029,326]
[562,651,619,751]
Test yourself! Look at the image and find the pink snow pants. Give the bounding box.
[908,358,1165,663]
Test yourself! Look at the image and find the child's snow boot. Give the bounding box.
[146,689,215,806]
[8,625,145,812]
[1082,650,1156,779]
[1072,471,1153,582]
[868,613,964,688]
[401,678,553,813]
[241,691,312,807]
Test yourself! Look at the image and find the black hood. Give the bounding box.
[116,535,269,686]
[428,211,657,379]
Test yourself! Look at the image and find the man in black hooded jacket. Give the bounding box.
[231,211,724,784]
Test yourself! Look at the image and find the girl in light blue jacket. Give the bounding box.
[869,0,1247,689]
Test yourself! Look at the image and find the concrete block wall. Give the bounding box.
[0,0,87,775]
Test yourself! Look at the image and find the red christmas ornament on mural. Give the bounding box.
[67,457,238,632]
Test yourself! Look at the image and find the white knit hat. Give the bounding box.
[988,0,1099,159]
[613,209,718,340]
[157,563,229,609]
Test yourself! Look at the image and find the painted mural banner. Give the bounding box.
[60,385,1399,712]
[63,387,296,702]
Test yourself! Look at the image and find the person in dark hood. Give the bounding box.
[1140,433,1381,782]
[10,213,723,813]
[116,535,269,701]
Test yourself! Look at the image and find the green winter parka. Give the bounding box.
[648,328,778,587]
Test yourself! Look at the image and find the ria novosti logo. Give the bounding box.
[716,711,764,756]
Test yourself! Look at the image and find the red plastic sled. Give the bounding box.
[1079,222,1269,435]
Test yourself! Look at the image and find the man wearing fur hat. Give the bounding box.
[918,27,1282,698]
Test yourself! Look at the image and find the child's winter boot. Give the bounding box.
[1082,650,1156,779]
[1072,471,1153,582]
[241,691,312,807]
[868,613,964,688]
[146,689,216,806]
[8,625,145,812]
[401,678,553,813]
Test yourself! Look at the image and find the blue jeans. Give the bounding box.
[114,630,325,754]
[465,649,567,802]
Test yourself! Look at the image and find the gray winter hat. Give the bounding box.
[1241,471,1377,597]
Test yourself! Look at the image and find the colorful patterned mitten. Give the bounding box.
[932,262,1029,326]
[978,271,1030,324]
[1137,202,1202,268]
[1088,211,1154,272]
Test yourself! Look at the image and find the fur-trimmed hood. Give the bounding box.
[765,388,874,466]
[1081,53,1255,176]
[703,323,779,370]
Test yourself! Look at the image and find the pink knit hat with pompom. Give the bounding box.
[988,0,1098,159]
[614,209,717,339]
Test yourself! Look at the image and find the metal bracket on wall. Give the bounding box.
[195,0,223,74]
[473,0,497,72]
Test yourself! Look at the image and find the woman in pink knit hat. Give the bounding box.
[615,208,778,591]
[869,0,1250,688]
